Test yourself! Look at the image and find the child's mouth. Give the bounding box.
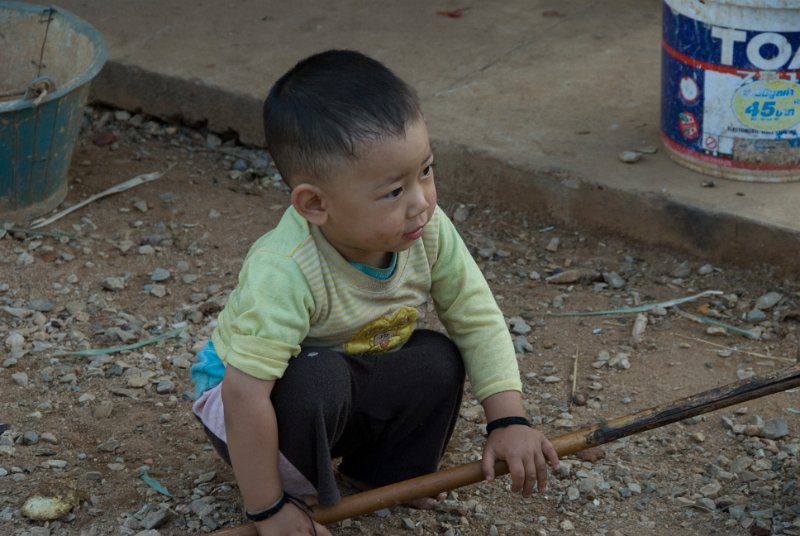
[403,225,425,240]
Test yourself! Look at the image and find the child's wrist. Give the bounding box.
[245,491,289,522]
[486,416,530,435]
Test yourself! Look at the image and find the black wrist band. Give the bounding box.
[245,491,289,522]
[486,416,531,435]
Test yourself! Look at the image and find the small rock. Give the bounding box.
[758,418,788,439]
[545,237,560,252]
[93,402,113,419]
[12,372,29,387]
[150,268,171,282]
[22,431,39,445]
[560,519,575,531]
[697,263,715,275]
[618,150,641,163]
[705,326,727,337]
[746,309,767,323]
[206,133,222,149]
[602,271,626,289]
[509,317,532,335]
[576,447,605,462]
[140,508,171,530]
[155,380,174,394]
[29,299,53,312]
[513,336,533,354]
[754,292,783,310]
[453,205,471,223]
[150,285,167,298]
[102,277,126,291]
[546,269,584,284]
[672,261,692,279]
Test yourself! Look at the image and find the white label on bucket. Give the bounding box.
[733,79,800,131]
[702,72,800,156]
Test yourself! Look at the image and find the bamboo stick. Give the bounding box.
[211,362,800,535]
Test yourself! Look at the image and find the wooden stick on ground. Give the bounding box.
[211,362,800,535]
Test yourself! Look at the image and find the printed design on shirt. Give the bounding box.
[344,306,418,355]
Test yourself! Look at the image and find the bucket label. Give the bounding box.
[661,1,800,172]
[732,79,800,132]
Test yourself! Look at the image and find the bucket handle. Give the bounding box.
[23,76,57,106]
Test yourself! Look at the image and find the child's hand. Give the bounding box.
[481,424,560,496]
[253,501,331,536]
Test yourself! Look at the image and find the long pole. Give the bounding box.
[212,362,800,535]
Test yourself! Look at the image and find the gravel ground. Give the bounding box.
[1,108,798,536]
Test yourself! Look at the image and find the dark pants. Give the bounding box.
[203,329,465,505]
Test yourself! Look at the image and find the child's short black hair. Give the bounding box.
[263,49,422,184]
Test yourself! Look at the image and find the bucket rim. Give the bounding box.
[667,0,800,10]
[0,1,107,113]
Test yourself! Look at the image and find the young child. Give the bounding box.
[191,49,559,535]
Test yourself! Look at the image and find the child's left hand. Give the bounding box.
[481,423,560,496]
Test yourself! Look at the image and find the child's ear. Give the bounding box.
[291,183,328,225]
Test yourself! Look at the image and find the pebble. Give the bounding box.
[513,336,533,354]
[150,268,171,282]
[746,309,767,323]
[102,276,126,291]
[156,380,174,394]
[545,237,560,252]
[754,291,782,310]
[602,271,626,289]
[12,372,29,387]
[759,418,788,439]
[618,150,641,163]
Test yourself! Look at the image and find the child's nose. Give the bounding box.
[408,185,430,216]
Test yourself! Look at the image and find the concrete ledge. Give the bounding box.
[434,145,800,276]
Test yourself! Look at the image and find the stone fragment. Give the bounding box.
[576,447,605,462]
[150,268,171,282]
[602,271,626,289]
[618,151,641,163]
[102,277,126,291]
[754,292,782,310]
[545,237,560,252]
[746,309,767,323]
[140,508,171,529]
[759,418,788,439]
[12,372,29,387]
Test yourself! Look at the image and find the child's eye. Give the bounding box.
[386,187,403,199]
[422,164,434,178]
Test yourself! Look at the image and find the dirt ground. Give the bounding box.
[1,108,798,536]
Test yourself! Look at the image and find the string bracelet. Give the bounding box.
[486,416,531,435]
[245,491,289,522]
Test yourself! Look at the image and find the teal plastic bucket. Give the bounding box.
[0,2,107,222]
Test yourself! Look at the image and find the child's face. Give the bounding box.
[318,118,436,267]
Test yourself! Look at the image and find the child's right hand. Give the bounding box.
[253,501,331,536]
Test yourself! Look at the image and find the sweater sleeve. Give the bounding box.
[429,209,522,401]
[212,250,314,381]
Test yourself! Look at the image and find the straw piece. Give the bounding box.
[673,308,761,340]
[672,333,793,363]
[55,326,186,357]
[29,167,172,229]
[549,290,722,317]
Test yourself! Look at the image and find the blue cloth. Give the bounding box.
[351,252,397,280]
[190,340,225,400]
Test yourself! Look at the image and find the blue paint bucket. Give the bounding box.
[661,0,800,182]
[0,2,106,221]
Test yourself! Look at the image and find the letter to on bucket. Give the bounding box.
[661,0,800,181]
